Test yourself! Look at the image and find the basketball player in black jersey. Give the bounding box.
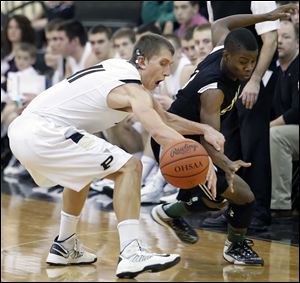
[151,4,298,266]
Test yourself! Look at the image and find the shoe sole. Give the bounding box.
[151,206,198,244]
[46,254,97,266]
[116,256,180,279]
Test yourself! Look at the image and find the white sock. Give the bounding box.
[117,219,139,251]
[141,155,156,184]
[58,211,80,242]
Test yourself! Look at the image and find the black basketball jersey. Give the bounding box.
[168,47,241,125]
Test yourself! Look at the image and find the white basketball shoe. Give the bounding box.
[46,234,97,265]
[116,239,180,278]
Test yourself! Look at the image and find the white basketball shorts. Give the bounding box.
[7,114,133,191]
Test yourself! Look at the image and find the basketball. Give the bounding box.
[159,139,209,189]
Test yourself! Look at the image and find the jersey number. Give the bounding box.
[67,64,105,83]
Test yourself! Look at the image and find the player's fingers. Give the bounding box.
[206,169,216,200]
[211,175,217,199]
[239,161,251,168]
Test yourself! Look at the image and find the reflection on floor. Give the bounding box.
[1,173,299,247]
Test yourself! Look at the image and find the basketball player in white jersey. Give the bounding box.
[8,33,224,279]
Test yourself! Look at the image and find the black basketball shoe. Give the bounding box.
[151,204,199,244]
[223,239,264,266]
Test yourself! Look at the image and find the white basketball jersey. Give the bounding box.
[23,59,141,133]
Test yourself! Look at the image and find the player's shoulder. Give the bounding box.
[102,58,138,73]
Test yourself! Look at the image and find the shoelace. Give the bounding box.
[232,239,257,257]
[69,238,84,259]
[136,240,151,253]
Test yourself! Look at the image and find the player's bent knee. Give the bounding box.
[222,175,255,205]
[121,156,142,175]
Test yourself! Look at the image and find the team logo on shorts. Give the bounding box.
[101,155,114,170]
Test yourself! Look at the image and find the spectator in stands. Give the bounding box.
[193,23,213,63]
[2,43,45,132]
[112,28,136,60]
[56,19,91,77]
[141,1,177,34]
[85,25,114,67]
[44,18,66,86]
[181,26,199,67]
[270,20,299,217]
[1,15,36,91]
[2,43,46,177]
[173,1,208,38]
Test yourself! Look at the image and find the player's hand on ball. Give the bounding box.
[202,125,225,152]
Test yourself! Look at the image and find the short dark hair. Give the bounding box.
[182,26,197,41]
[57,20,87,46]
[129,33,175,66]
[88,25,112,40]
[224,28,258,53]
[45,18,64,33]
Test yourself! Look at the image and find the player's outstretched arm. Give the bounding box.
[125,84,185,147]
[211,3,299,47]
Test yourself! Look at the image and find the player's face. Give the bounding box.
[225,49,258,81]
[141,49,174,90]
[113,37,134,60]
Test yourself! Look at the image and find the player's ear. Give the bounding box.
[223,49,230,63]
[136,56,146,70]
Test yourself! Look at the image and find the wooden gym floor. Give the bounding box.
[1,175,299,282]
